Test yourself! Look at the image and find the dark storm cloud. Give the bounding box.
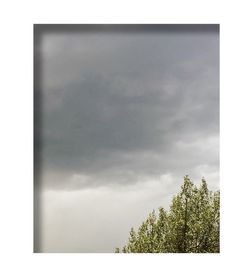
[35,25,219,188]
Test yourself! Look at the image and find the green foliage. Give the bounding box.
[116,176,220,253]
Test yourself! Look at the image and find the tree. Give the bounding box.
[115,176,220,253]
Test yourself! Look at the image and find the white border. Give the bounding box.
[1,0,250,279]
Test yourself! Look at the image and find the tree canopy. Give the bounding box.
[115,176,220,253]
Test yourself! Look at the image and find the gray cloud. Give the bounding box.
[36,25,219,188]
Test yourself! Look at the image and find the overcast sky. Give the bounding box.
[34,25,219,253]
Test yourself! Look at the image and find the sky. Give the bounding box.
[34,25,219,253]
